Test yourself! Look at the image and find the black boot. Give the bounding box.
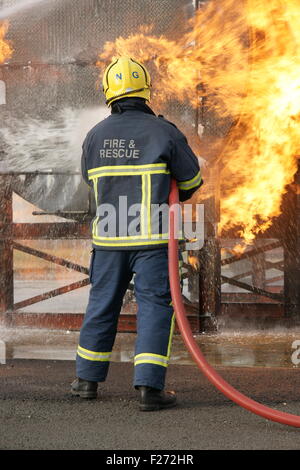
[71,378,98,399]
[139,386,177,411]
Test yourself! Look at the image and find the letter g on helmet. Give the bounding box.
[102,57,151,106]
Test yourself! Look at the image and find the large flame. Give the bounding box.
[97,0,300,244]
[219,0,300,243]
[0,21,13,64]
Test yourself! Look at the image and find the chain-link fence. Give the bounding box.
[0,0,197,210]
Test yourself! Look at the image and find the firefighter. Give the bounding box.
[71,57,202,411]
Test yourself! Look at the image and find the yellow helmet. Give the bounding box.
[102,57,151,106]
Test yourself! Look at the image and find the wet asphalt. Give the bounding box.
[0,359,300,450]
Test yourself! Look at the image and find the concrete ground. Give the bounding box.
[0,359,300,450]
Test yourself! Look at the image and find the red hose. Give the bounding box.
[168,179,300,428]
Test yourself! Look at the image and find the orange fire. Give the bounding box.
[188,254,200,271]
[97,0,300,245]
[0,21,13,64]
[219,0,300,244]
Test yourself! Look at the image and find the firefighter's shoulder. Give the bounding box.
[156,114,188,142]
[157,114,178,129]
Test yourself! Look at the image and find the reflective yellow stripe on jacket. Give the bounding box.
[88,163,171,247]
[88,163,170,179]
[177,171,202,191]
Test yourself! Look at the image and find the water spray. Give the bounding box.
[0,0,53,21]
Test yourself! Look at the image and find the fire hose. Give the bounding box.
[168,179,300,428]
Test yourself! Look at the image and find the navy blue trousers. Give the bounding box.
[76,248,175,390]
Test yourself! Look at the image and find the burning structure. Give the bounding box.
[0,0,299,331]
[0,20,12,63]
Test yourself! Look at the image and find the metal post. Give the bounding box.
[198,182,221,333]
[283,161,300,323]
[0,175,13,321]
[252,240,266,295]
[199,237,221,332]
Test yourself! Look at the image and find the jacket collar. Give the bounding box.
[111,98,156,116]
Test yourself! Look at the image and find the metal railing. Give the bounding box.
[0,167,299,332]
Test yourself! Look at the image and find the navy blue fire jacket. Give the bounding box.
[81,98,203,250]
